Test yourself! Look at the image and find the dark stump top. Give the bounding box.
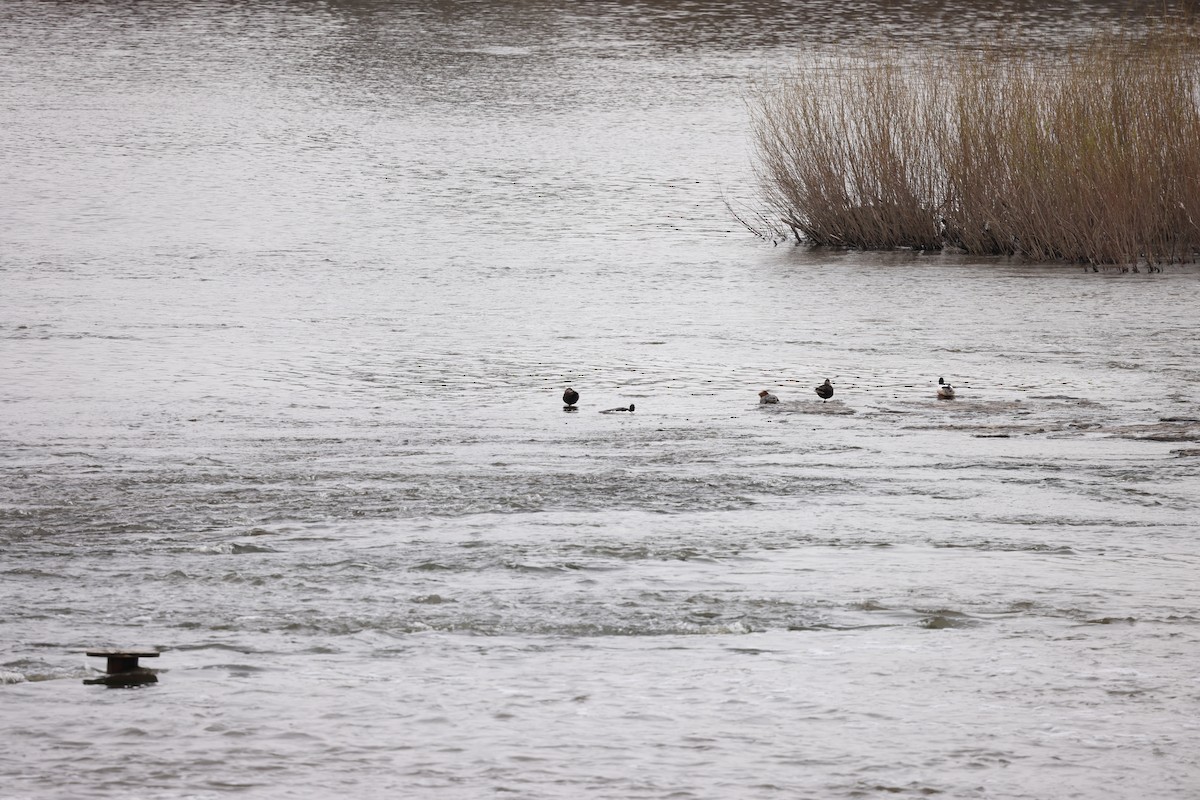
[86,649,160,658]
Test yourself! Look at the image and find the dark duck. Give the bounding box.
[562,387,579,408]
[599,403,635,414]
[815,379,833,401]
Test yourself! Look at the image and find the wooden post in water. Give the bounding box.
[84,649,160,687]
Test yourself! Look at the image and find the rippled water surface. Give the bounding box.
[3,2,1200,799]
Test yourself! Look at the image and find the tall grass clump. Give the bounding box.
[752,59,946,250]
[751,25,1200,266]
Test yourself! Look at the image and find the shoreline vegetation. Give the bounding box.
[745,23,1200,268]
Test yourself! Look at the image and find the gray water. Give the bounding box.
[3,2,1200,798]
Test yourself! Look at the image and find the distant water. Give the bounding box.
[3,2,1199,799]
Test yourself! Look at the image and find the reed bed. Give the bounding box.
[750,27,1200,266]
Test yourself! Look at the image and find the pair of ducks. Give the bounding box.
[759,379,832,405]
[562,387,634,413]
[758,377,956,404]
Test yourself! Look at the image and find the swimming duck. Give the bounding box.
[758,390,779,404]
[563,387,579,407]
[599,403,635,414]
[937,377,955,400]
[815,379,833,401]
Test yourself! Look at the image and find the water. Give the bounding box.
[3,2,1200,798]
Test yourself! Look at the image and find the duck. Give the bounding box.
[599,403,635,414]
[815,379,833,401]
[758,390,779,404]
[562,387,579,408]
[937,377,955,400]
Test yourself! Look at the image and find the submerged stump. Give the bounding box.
[84,649,160,687]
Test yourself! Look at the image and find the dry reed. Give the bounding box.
[751,25,1200,266]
